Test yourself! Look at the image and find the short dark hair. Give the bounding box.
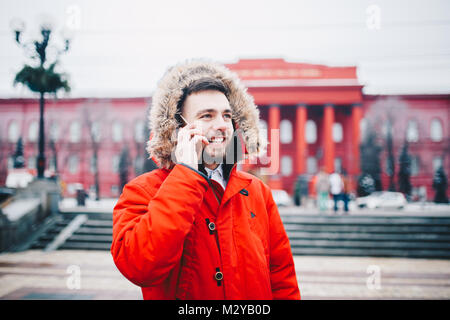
[177,77,229,113]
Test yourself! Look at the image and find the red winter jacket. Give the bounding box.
[111,163,300,300]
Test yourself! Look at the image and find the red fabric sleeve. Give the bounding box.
[266,190,301,300]
[111,164,209,287]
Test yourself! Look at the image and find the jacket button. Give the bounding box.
[208,222,216,231]
[215,271,223,281]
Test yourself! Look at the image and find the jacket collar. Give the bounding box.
[163,162,252,207]
[220,163,253,207]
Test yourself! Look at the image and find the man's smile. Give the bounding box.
[208,135,226,144]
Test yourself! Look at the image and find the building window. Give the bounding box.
[334,157,342,173]
[112,155,120,173]
[281,156,293,176]
[430,118,443,142]
[406,120,419,143]
[360,118,368,141]
[49,121,59,141]
[280,119,293,144]
[134,120,145,143]
[305,120,317,144]
[70,121,81,143]
[307,156,318,174]
[112,121,123,142]
[411,156,420,176]
[259,119,268,141]
[27,156,36,170]
[332,123,343,143]
[8,120,20,143]
[432,156,443,173]
[28,120,39,142]
[68,155,79,174]
[91,121,101,142]
[111,185,119,196]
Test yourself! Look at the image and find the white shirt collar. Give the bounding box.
[204,164,227,190]
[205,164,223,177]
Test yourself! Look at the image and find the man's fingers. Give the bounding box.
[191,134,209,145]
[187,129,203,138]
[177,127,200,141]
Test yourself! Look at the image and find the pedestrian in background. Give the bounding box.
[329,171,343,213]
[340,170,350,214]
[315,168,330,212]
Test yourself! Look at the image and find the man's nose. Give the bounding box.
[212,115,228,131]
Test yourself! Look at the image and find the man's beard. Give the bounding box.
[201,142,228,165]
[200,133,242,166]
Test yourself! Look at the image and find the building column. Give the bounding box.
[268,104,282,189]
[295,104,307,174]
[323,104,335,173]
[351,103,362,176]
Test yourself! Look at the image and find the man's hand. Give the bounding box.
[174,122,209,170]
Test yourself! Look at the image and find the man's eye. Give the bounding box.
[200,114,212,119]
[224,114,232,119]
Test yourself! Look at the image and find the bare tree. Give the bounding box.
[364,97,408,191]
[46,110,72,177]
[0,126,7,183]
[119,146,130,193]
[80,100,112,201]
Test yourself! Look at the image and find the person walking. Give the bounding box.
[111,60,300,300]
[329,171,343,213]
[315,168,330,212]
[340,170,351,213]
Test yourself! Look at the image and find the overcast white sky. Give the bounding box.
[1,0,450,98]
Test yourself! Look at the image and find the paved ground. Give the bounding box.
[0,250,449,300]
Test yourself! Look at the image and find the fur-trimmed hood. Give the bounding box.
[146,59,266,169]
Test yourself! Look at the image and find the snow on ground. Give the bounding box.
[2,198,41,221]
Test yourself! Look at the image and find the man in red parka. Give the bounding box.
[111,60,301,300]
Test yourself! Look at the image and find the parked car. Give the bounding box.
[271,189,292,207]
[356,191,407,209]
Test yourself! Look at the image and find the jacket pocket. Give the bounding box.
[174,224,197,299]
[248,211,269,253]
[247,212,272,296]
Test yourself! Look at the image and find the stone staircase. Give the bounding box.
[30,212,112,251]
[281,214,450,259]
[27,212,450,259]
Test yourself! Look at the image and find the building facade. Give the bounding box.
[0,59,448,200]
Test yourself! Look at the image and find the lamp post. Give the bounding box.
[11,18,71,179]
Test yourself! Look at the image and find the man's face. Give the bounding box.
[182,90,234,163]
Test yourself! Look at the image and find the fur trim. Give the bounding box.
[146,59,266,169]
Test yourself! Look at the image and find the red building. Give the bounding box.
[0,59,448,200]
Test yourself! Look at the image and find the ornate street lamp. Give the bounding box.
[11,17,71,179]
